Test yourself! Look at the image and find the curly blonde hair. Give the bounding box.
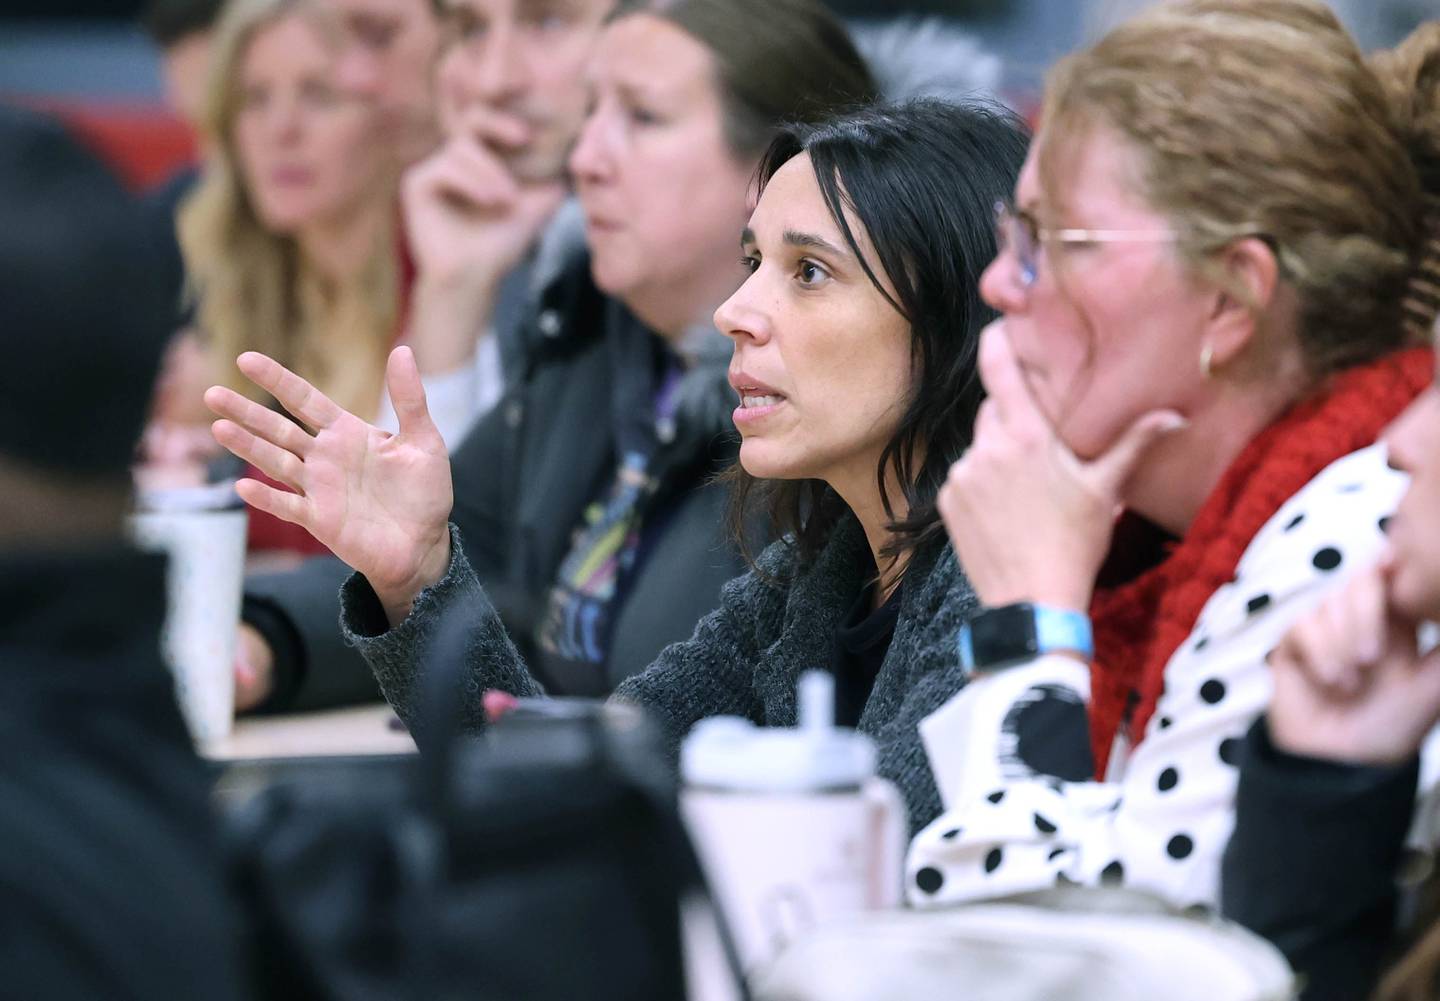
[178,0,398,417]
[1038,0,1440,380]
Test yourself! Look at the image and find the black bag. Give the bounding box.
[219,608,744,1001]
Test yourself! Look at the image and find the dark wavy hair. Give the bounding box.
[726,99,1030,572]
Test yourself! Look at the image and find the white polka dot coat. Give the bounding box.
[907,443,1410,911]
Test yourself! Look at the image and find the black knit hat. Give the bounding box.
[0,104,172,478]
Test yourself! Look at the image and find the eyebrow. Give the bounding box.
[737,227,849,257]
[615,79,666,107]
[348,10,400,26]
[784,229,850,259]
[522,0,584,13]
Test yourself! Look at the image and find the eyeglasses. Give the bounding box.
[993,200,1180,290]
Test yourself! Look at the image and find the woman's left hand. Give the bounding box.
[938,321,1185,611]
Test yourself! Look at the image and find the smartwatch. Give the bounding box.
[957,602,1094,674]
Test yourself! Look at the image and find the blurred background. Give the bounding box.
[1,0,1433,191]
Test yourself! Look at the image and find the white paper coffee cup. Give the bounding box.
[130,482,248,745]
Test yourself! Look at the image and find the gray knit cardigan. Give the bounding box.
[340,514,979,832]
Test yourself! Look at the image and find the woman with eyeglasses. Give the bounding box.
[907,0,1438,913]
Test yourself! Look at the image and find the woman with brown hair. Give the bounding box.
[908,0,1438,914]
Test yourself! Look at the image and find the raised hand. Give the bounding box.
[1267,556,1440,765]
[938,321,1186,611]
[402,105,567,374]
[205,347,454,625]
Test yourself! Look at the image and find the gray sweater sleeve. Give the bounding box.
[341,523,785,757]
[873,666,968,833]
[869,555,978,833]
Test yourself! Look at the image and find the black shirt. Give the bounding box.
[1222,717,1419,1001]
[832,582,902,727]
[0,547,248,1001]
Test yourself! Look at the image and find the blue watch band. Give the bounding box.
[957,602,1094,673]
[1036,604,1094,661]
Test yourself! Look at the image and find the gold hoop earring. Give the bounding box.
[1199,343,1214,380]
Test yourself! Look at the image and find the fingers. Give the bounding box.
[1087,409,1188,498]
[203,384,315,458]
[210,419,306,491]
[453,104,532,151]
[234,476,310,528]
[235,352,345,431]
[1271,612,1356,698]
[971,398,1001,444]
[936,472,964,544]
[233,622,275,714]
[975,321,1050,439]
[1410,644,1440,710]
[1343,562,1391,667]
[406,135,520,215]
[1270,562,1395,699]
[385,346,443,443]
[438,95,533,150]
[483,690,520,722]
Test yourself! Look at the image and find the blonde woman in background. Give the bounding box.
[183,0,399,417]
[176,0,404,553]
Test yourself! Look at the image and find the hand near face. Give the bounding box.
[1267,556,1440,765]
[205,348,454,626]
[402,105,567,372]
[938,322,1186,611]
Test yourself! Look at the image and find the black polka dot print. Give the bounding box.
[1167,835,1194,860]
[914,866,944,894]
[1158,716,1173,730]
[1200,679,1226,704]
[1380,516,1392,534]
[1048,847,1066,861]
[1194,636,1209,653]
[1157,767,1179,792]
[1034,813,1057,835]
[1246,594,1272,615]
[1284,513,1305,532]
[1312,547,1342,572]
[1101,860,1125,885]
[986,790,1005,805]
[941,827,962,841]
[1218,738,1241,766]
[1056,871,1078,887]
[984,848,1003,874]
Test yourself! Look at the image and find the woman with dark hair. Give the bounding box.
[232,0,877,711]
[204,98,1029,831]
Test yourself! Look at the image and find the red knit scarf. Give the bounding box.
[1087,346,1435,774]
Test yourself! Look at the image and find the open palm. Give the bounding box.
[205,348,454,619]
